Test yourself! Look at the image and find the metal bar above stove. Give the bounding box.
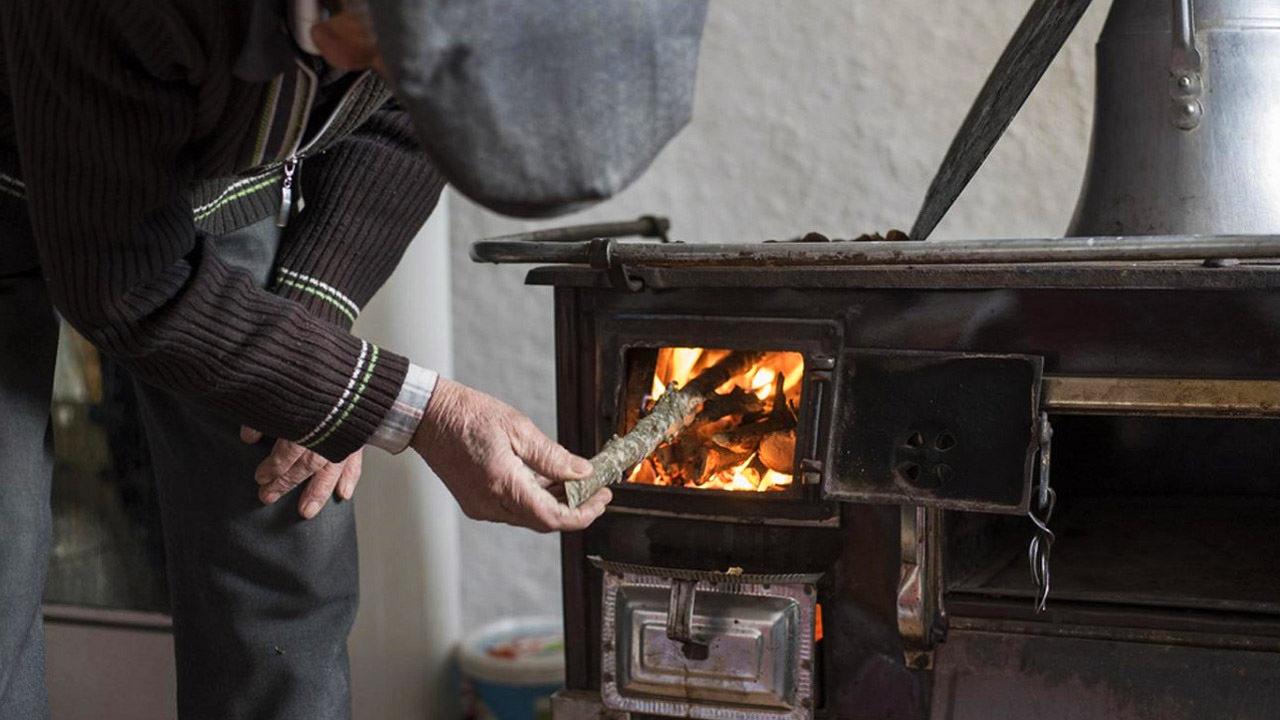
[478,215,670,244]
[471,234,1280,268]
[1043,376,1280,418]
[910,0,1095,241]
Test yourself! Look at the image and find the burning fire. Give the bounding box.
[627,348,804,492]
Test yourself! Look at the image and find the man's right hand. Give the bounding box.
[411,378,611,532]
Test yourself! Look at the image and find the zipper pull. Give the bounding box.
[294,159,306,215]
[276,157,299,227]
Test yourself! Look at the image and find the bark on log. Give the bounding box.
[564,351,763,508]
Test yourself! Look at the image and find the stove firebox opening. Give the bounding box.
[621,347,805,493]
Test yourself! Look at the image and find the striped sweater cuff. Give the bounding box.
[272,265,363,329]
[301,339,409,460]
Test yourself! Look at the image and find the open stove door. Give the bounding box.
[823,350,1044,514]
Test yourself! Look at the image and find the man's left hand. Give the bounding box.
[240,427,363,519]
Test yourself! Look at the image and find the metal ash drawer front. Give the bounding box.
[824,349,1043,514]
[594,558,819,720]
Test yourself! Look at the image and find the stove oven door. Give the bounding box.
[823,349,1044,515]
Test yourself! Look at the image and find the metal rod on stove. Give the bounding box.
[476,215,669,244]
[1042,376,1280,418]
[471,234,1280,267]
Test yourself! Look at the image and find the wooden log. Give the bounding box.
[700,447,754,478]
[701,387,765,421]
[564,351,763,508]
[711,412,796,452]
[758,430,797,474]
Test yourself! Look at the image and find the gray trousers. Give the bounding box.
[0,218,360,719]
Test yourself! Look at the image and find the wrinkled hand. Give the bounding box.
[240,427,363,519]
[411,379,611,532]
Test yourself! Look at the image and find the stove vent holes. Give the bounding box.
[895,427,957,488]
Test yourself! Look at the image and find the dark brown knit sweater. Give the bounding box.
[0,0,446,460]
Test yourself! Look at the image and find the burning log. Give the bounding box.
[711,413,795,453]
[711,374,797,455]
[701,387,765,421]
[701,447,755,478]
[758,430,796,474]
[564,351,763,507]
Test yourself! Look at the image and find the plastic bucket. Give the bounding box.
[457,615,564,720]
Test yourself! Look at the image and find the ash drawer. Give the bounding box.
[593,558,819,720]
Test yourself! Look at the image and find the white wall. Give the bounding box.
[350,206,462,719]
[449,0,1113,629]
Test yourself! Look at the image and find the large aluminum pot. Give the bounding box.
[1069,0,1280,236]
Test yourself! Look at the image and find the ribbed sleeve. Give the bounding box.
[272,103,447,330]
[2,0,406,460]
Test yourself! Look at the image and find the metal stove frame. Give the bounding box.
[529,245,1280,719]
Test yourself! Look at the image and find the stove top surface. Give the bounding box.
[526,261,1280,291]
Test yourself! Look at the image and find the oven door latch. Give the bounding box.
[1027,411,1055,613]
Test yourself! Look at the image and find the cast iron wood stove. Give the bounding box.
[471,1,1280,718]
[482,248,1280,720]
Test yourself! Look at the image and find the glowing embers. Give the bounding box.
[626,348,804,492]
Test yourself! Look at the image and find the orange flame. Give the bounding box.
[630,348,804,492]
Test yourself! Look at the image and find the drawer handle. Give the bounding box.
[665,578,701,644]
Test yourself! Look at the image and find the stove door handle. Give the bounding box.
[665,579,701,645]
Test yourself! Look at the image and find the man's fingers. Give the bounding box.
[518,474,611,533]
[240,426,264,444]
[258,444,319,504]
[555,486,612,531]
[276,450,328,489]
[299,463,342,519]
[255,439,307,486]
[337,451,363,500]
[259,461,316,504]
[259,477,294,505]
[513,422,593,482]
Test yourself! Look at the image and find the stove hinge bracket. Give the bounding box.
[588,238,645,292]
[1170,0,1203,130]
[897,504,946,670]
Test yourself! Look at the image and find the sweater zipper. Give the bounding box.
[275,59,316,227]
[276,156,301,227]
[276,67,372,227]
